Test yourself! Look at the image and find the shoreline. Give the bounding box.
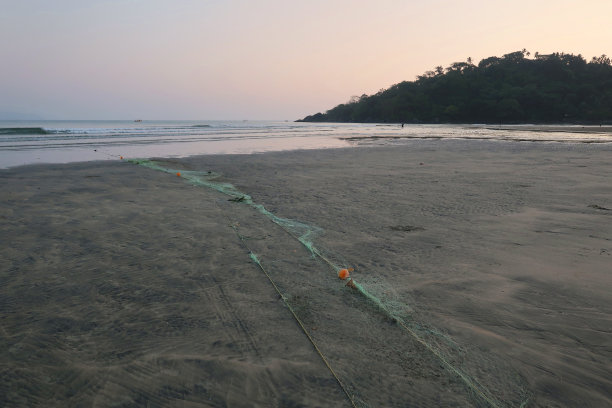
[2,140,611,407]
[480,124,612,133]
[3,122,612,170]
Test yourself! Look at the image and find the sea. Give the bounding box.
[1,120,611,169]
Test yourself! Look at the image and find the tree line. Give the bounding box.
[298,50,612,124]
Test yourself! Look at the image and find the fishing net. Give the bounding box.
[130,159,531,408]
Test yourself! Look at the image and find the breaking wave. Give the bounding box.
[0,127,50,135]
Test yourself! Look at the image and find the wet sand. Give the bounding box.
[1,140,611,407]
[482,125,612,134]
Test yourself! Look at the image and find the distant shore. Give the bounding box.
[2,140,611,407]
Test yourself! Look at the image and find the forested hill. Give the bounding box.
[298,50,612,124]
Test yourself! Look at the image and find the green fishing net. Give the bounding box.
[130,159,531,408]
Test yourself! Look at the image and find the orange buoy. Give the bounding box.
[120,156,123,160]
[338,268,350,280]
[176,172,181,177]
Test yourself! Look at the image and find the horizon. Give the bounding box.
[0,118,296,122]
[2,0,611,121]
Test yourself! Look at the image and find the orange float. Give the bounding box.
[338,268,350,280]
[176,172,181,177]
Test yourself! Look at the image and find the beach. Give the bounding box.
[1,140,611,407]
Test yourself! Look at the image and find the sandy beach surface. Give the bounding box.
[1,140,611,407]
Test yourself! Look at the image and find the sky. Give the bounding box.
[1,0,611,120]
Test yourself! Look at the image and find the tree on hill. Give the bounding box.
[298,50,612,124]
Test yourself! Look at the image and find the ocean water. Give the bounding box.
[1,120,611,168]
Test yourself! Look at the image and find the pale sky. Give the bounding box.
[1,0,611,120]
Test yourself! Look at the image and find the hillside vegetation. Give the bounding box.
[298,50,612,124]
